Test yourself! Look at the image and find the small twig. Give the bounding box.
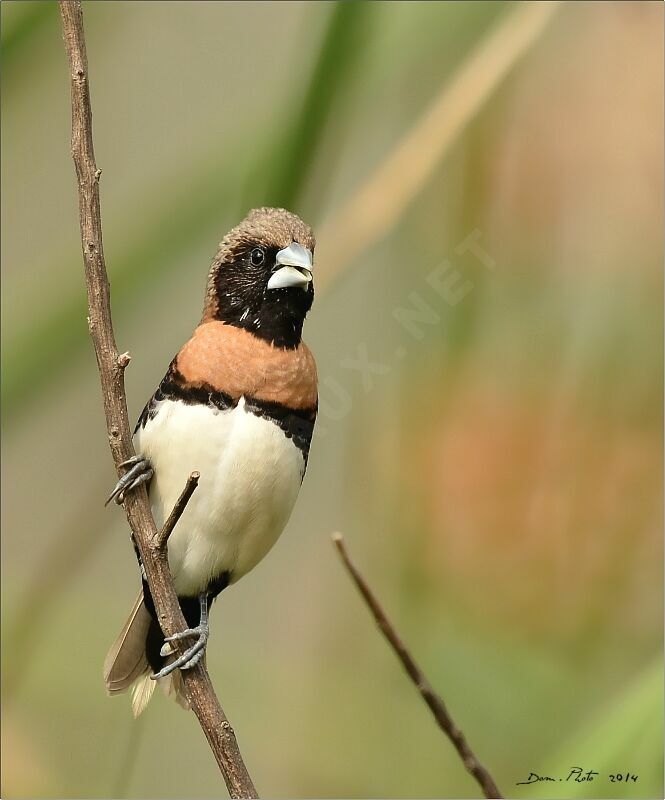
[332,533,503,799]
[155,472,200,550]
[58,2,257,796]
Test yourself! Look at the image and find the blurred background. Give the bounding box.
[2,1,663,798]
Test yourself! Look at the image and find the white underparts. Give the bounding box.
[135,396,306,595]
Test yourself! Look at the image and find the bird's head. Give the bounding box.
[203,207,315,348]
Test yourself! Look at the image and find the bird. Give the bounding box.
[103,207,318,716]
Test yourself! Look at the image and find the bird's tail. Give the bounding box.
[104,592,189,716]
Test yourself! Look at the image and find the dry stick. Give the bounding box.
[155,471,200,550]
[58,3,257,797]
[332,533,503,799]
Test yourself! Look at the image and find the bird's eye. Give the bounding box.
[250,247,265,266]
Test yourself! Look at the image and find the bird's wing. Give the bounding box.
[103,591,151,694]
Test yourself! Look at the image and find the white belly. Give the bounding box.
[135,396,306,595]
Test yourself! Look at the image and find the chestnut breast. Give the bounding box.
[176,321,317,410]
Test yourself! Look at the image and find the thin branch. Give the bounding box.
[155,472,200,550]
[332,533,503,799]
[58,3,257,796]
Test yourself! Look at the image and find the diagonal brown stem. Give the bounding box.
[155,472,200,550]
[58,2,257,796]
[332,533,503,799]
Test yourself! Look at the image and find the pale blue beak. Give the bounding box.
[267,242,313,290]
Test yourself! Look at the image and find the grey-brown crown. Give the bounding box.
[216,207,315,262]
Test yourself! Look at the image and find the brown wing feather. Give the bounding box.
[104,593,151,694]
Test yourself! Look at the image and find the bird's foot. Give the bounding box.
[153,625,209,678]
[106,454,153,506]
[152,594,209,679]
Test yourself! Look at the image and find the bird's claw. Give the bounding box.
[163,624,207,644]
[152,593,210,680]
[106,455,153,506]
[152,624,209,679]
[118,455,143,470]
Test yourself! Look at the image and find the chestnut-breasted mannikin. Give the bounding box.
[104,208,317,715]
